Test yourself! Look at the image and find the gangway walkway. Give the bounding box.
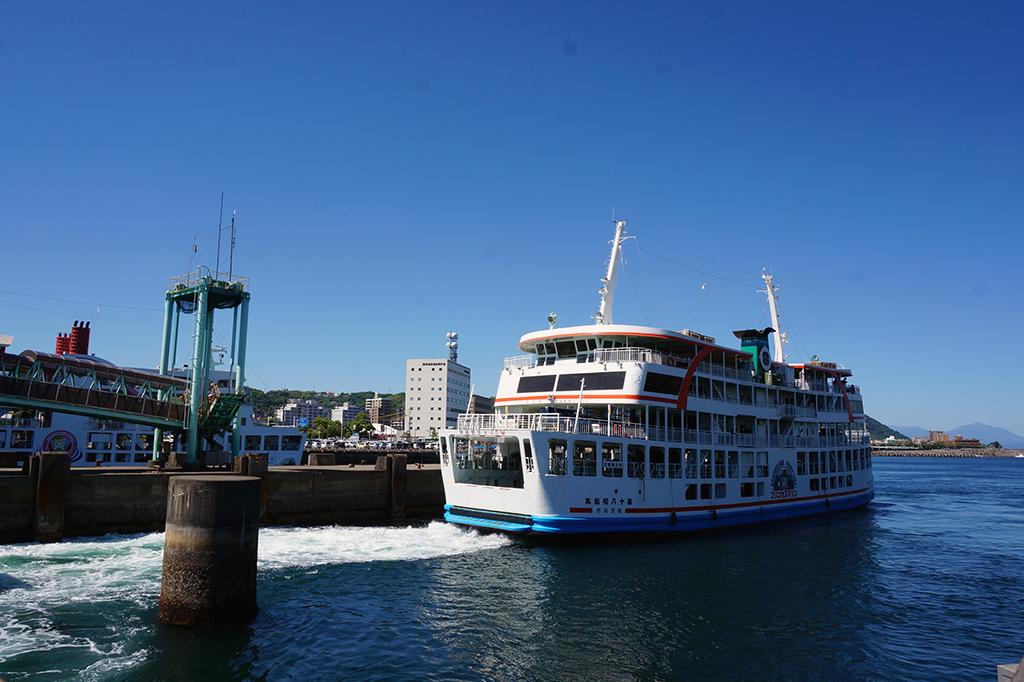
[0,350,187,430]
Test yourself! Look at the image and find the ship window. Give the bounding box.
[668,447,683,478]
[556,341,576,358]
[741,451,754,478]
[115,452,129,463]
[601,442,623,478]
[522,439,534,472]
[116,434,132,450]
[809,452,819,475]
[264,436,279,451]
[282,435,301,451]
[830,476,837,489]
[714,451,725,478]
[649,446,665,478]
[797,452,807,475]
[87,432,112,451]
[756,452,769,477]
[756,482,765,496]
[548,440,567,474]
[134,452,148,463]
[740,482,755,497]
[846,474,853,487]
[810,478,819,492]
[643,372,683,395]
[828,451,837,474]
[685,484,697,500]
[136,434,153,451]
[0,431,6,448]
[556,372,626,392]
[845,451,853,471]
[244,435,261,451]
[573,441,596,477]
[12,430,33,449]
[715,483,727,499]
[699,483,711,500]
[517,376,556,393]
[683,449,696,478]
[699,450,712,478]
[728,451,739,478]
[627,445,644,478]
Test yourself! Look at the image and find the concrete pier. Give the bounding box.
[34,452,70,542]
[158,475,261,626]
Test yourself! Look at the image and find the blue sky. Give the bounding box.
[1,1,1021,433]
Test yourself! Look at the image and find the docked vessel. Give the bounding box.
[439,221,873,534]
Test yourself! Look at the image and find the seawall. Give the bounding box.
[0,457,445,544]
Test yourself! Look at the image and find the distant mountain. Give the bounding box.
[892,425,929,438]
[865,416,909,441]
[947,423,1024,448]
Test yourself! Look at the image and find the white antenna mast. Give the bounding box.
[761,271,786,362]
[595,219,627,325]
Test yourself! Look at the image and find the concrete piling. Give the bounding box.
[158,475,261,626]
[308,452,336,466]
[34,452,70,542]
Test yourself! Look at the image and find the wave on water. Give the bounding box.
[0,522,508,670]
[258,521,511,570]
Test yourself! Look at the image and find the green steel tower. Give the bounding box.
[153,267,250,467]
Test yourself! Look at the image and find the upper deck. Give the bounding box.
[497,323,860,413]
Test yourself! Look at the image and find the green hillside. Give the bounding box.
[865,415,909,441]
[250,388,404,422]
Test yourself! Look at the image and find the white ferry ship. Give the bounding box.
[0,404,303,468]
[439,221,873,534]
[0,350,304,468]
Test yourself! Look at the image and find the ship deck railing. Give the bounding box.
[454,414,869,448]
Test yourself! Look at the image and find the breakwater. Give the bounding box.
[0,454,444,544]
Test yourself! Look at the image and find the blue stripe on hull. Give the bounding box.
[444,490,874,535]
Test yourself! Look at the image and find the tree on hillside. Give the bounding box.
[989,441,1002,449]
[304,416,341,439]
[342,412,375,438]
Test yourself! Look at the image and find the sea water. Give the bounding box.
[0,457,1021,681]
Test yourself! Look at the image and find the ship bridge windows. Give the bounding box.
[244,435,261,451]
[282,435,302,451]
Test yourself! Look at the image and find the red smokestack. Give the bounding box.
[69,321,91,355]
[55,333,70,355]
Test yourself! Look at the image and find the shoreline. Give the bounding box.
[872,447,1024,458]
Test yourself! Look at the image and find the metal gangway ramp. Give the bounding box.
[0,350,188,430]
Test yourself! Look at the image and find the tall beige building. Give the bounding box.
[404,358,470,437]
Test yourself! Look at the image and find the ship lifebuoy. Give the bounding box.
[759,347,773,372]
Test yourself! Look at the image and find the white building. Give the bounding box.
[331,402,363,425]
[405,358,471,437]
[275,399,329,427]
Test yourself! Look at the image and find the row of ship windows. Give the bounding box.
[542,441,870,479]
[518,371,851,405]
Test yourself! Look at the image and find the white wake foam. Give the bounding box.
[0,522,508,668]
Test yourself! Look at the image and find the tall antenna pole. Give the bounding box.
[215,192,225,279]
[761,271,785,362]
[595,219,627,325]
[228,209,237,281]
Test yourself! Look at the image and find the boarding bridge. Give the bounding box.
[0,350,188,430]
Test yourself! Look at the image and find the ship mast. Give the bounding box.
[595,219,627,325]
[761,271,786,362]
